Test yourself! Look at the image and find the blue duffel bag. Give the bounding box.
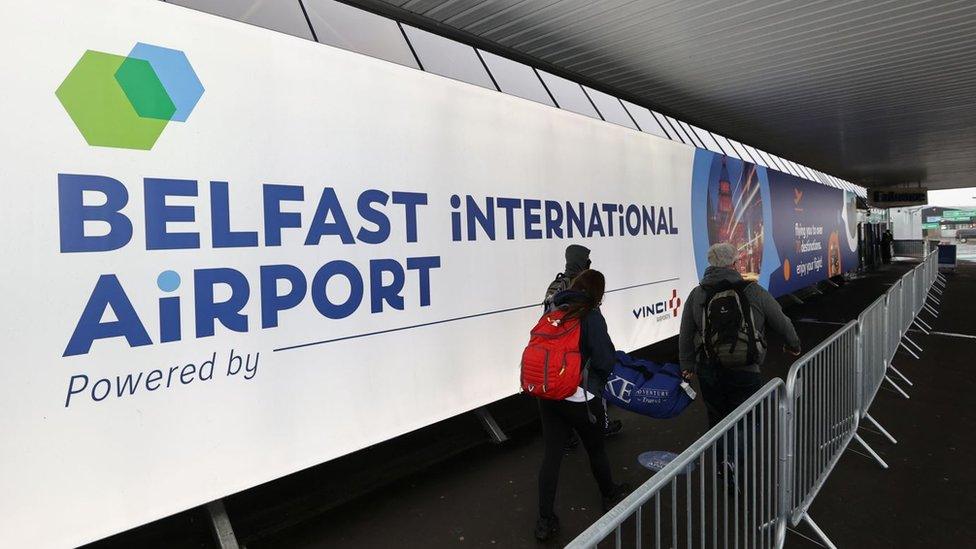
[603,351,696,419]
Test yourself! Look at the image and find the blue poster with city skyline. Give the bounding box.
[691,150,858,297]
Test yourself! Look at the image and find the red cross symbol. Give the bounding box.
[668,289,682,317]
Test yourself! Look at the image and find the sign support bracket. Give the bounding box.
[475,407,508,444]
[205,499,240,549]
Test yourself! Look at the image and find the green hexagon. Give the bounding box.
[114,56,176,121]
[55,50,169,150]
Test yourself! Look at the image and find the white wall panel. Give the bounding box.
[537,71,600,119]
[167,0,314,40]
[478,50,554,106]
[582,87,637,129]
[304,0,419,68]
[402,25,495,89]
[650,111,678,140]
[620,100,668,139]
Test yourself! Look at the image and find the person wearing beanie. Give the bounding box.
[678,243,801,471]
[543,244,592,311]
[541,245,623,447]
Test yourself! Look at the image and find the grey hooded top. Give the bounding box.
[678,266,801,374]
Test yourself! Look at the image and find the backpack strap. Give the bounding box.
[732,281,760,365]
[582,360,597,424]
[700,280,733,368]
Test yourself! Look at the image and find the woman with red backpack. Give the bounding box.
[523,269,630,541]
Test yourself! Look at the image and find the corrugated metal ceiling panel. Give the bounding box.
[346,0,976,190]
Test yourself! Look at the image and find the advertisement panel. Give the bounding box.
[0,2,859,547]
[690,150,858,296]
[0,1,698,546]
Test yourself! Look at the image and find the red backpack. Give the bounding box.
[520,309,584,399]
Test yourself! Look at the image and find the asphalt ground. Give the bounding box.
[86,260,976,548]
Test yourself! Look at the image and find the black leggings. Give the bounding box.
[538,398,615,518]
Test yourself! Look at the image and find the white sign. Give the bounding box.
[0,1,698,546]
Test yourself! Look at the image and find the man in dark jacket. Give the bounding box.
[880,229,893,264]
[543,245,623,444]
[679,243,801,433]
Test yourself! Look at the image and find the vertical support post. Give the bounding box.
[206,499,240,549]
[775,387,791,549]
[475,406,508,443]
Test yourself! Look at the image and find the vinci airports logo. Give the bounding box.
[55,43,204,150]
[633,289,682,322]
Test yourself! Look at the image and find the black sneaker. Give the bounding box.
[534,515,560,541]
[603,419,623,437]
[602,482,632,512]
[563,434,579,452]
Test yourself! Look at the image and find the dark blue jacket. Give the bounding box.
[552,290,616,395]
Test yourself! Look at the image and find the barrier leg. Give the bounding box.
[853,433,889,469]
[474,407,508,443]
[802,513,838,549]
[927,294,941,305]
[889,364,914,387]
[923,304,939,318]
[911,320,931,334]
[206,499,240,549]
[884,375,911,399]
[864,413,898,444]
[903,335,924,353]
[931,285,943,295]
[914,317,933,331]
[898,341,920,359]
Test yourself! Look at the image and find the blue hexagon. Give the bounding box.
[127,43,204,122]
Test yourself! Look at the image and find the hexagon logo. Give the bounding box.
[55,43,204,150]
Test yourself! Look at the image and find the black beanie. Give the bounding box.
[564,244,591,277]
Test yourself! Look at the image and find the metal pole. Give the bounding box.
[474,407,508,443]
[853,434,889,469]
[883,375,911,399]
[864,413,897,444]
[898,342,920,359]
[889,365,914,387]
[802,513,838,549]
[205,499,240,549]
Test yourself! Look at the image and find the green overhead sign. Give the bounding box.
[941,209,976,220]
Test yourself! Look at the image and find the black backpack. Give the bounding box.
[700,280,764,368]
[543,272,572,312]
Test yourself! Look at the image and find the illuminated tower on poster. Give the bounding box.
[707,156,764,278]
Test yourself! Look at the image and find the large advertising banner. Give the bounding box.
[0,2,861,547]
[691,150,858,295]
[0,1,699,546]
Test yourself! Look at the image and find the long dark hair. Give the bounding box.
[562,269,605,320]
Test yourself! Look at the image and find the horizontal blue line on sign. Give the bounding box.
[273,276,680,353]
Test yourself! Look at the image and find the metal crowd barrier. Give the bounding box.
[884,278,903,363]
[858,296,887,413]
[784,321,859,543]
[570,252,943,549]
[892,239,924,258]
[880,279,912,399]
[566,380,787,549]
